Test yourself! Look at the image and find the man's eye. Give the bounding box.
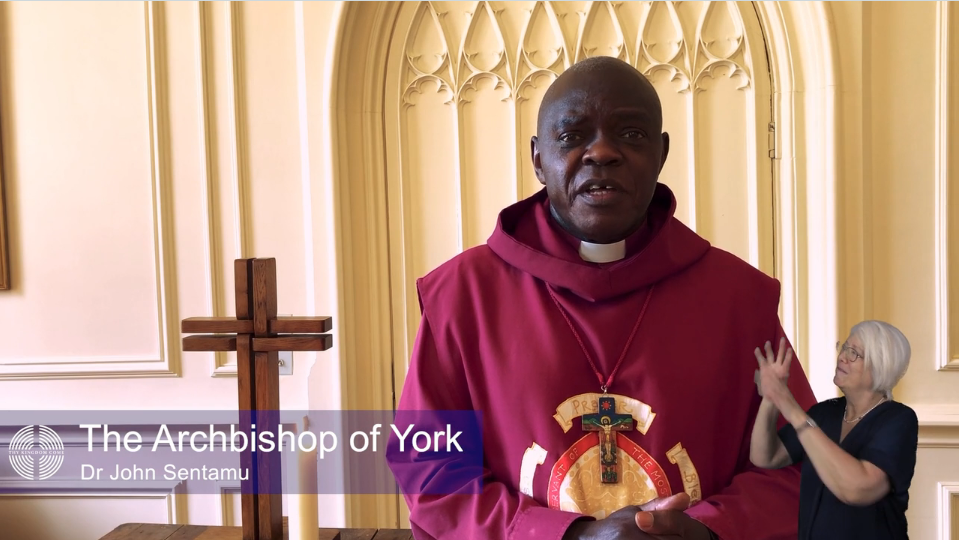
[559,133,580,143]
[623,130,645,138]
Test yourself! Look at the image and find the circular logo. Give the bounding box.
[549,434,672,518]
[8,425,65,480]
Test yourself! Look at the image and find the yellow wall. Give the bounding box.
[833,3,959,538]
[0,1,956,538]
[0,1,345,535]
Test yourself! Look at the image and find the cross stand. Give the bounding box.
[181,258,333,540]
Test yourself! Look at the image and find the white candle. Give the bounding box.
[288,417,319,540]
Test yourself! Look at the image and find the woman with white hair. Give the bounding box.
[749,320,918,540]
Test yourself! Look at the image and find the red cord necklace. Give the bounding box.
[545,285,655,393]
[545,284,655,484]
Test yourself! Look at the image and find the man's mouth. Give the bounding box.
[577,181,625,204]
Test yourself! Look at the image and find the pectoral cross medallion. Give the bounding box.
[582,396,635,483]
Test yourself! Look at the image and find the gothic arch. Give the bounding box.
[328,1,840,527]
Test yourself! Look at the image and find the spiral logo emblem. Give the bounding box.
[8,425,65,480]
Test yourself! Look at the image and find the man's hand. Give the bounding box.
[635,498,713,539]
[562,493,713,540]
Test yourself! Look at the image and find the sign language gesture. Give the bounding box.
[754,337,793,406]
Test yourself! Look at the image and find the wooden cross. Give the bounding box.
[582,396,634,484]
[180,258,333,540]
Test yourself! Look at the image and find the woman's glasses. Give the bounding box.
[836,342,864,362]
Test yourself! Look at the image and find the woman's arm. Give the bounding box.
[778,397,890,506]
[756,339,893,506]
[749,398,792,469]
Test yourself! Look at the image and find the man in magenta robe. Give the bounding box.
[386,56,817,539]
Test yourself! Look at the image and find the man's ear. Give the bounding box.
[531,136,545,185]
[659,132,670,173]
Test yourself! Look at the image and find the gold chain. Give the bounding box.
[843,397,886,424]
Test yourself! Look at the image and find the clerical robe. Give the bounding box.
[386,183,818,540]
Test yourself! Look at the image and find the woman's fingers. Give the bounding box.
[757,340,794,378]
[754,347,766,367]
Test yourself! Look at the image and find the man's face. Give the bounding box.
[531,75,668,244]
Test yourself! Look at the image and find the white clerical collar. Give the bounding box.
[579,240,626,263]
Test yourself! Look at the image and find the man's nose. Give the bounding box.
[583,133,622,166]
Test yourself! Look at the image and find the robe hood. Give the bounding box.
[487,183,710,302]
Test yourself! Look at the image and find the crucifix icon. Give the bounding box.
[582,396,634,484]
[181,258,333,540]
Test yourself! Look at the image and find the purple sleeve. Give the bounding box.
[386,309,588,540]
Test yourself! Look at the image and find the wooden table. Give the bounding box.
[99,524,414,540]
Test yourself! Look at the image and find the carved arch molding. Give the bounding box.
[402,1,752,102]
[331,1,839,526]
